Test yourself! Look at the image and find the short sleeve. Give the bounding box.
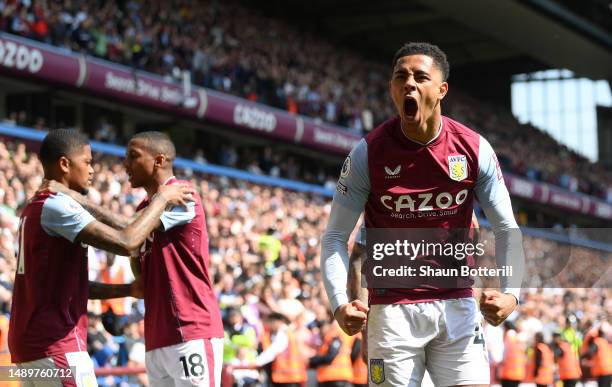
[41,193,96,242]
[160,201,196,231]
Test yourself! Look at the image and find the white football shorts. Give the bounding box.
[145,338,223,387]
[367,297,490,386]
[16,351,97,387]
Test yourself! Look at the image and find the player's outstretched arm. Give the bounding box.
[88,281,142,299]
[38,179,130,228]
[76,183,193,257]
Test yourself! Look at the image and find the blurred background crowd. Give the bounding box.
[0,139,609,386]
[0,0,611,386]
[1,0,611,200]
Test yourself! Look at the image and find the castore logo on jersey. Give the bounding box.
[384,165,401,179]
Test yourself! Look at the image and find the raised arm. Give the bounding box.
[39,179,130,229]
[76,184,191,256]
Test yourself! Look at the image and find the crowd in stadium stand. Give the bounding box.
[444,92,612,201]
[1,0,611,201]
[0,139,610,386]
[1,110,340,189]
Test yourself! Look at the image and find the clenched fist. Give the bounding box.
[334,299,369,336]
[480,290,517,326]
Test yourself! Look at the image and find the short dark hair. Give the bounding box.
[392,42,450,81]
[131,131,176,160]
[39,129,89,167]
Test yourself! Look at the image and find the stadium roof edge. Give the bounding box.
[521,0,612,50]
[412,0,612,79]
[254,0,612,79]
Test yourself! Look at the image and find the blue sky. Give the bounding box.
[511,69,612,162]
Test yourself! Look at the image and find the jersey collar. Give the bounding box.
[394,116,445,148]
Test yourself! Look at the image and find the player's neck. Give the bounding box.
[400,115,442,145]
[45,171,71,191]
[56,176,76,192]
[144,170,174,198]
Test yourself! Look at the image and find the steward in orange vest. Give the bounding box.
[527,333,554,387]
[585,329,612,387]
[309,320,354,387]
[552,333,581,387]
[256,313,307,387]
[500,322,526,387]
[350,332,367,387]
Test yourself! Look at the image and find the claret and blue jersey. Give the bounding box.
[9,192,95,363]
[322,115,523,311]
[337,116,506,228]
[136,177,224,351]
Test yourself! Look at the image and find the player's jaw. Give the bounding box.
[66,146,94,193]
[125,165,144,188]
[124,142,154,188]
[399,87,443,131]
[125,158,157,189]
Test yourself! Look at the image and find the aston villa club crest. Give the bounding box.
[448,155,467,182]
[370,358,385,384]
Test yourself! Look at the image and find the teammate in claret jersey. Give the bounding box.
[9,129,192,387]
[125,132,224,387]
[321,42,525,386]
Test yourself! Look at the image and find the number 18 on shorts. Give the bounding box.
[145,338,223,387]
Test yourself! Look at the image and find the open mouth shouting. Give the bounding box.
[403,95,418,121]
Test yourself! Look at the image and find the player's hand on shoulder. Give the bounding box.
[157,183,194,207]
[334,299,368,336]
[37,179,71,196]
[479,289,517,326]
